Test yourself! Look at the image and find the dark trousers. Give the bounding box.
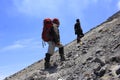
[77,34,81,43]
[77,33,84,43]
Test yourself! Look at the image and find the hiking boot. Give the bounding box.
[77,39,80,43]
[60,55,65,61]
[44,53,51,69]
[59,47,65,61]
[44,62,51,69]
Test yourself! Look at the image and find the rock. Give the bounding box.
[110,56,120,63]
[92,58,105,66]
[116,68,120,75]
[93,65,106,78]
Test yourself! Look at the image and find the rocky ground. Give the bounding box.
[4,11,120,80]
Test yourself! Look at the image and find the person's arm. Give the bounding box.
[51,26,60,44]
[74,24,77,34]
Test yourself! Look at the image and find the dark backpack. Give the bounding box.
[42,18,53,42]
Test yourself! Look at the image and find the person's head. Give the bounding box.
[76,19,79,23]
[52,18,60,27]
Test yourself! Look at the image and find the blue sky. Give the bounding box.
[0,0,120,79]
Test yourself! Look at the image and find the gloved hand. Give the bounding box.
[56,42,63,47]
[56,42,60,45]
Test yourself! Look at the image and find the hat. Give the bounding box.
[76,19,79,22]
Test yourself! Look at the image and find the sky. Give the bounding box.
[0,0,120,79]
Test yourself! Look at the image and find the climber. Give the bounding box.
[74,19,84,44]
[42,18,65,69]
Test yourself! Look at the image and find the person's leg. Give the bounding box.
[79,31,84,45]
[44,41,55,68]
[59,46,65,61]
[44,53,51,68]
[47,41,55,55]
[77,34,80,43]
[56,44,65,61]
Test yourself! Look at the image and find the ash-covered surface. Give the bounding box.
[4,11,120,80]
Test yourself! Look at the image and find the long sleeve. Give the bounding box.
[74,22,83,35]
[50,26,60,44]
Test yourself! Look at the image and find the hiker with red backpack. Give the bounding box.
[74,19,84,43]
[42,18,65,69]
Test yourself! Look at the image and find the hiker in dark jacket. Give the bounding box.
[44,18,65,69]
[74,19,84,43]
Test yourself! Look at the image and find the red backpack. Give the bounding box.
[42,18,53,42]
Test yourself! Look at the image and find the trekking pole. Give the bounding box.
[42,40,46,48]
[42,41,44,48]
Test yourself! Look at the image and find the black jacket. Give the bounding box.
[74,22,83,35]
